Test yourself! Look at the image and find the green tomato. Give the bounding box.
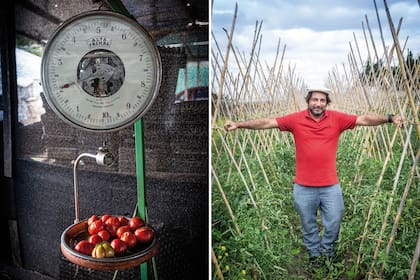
[92,241,115,258]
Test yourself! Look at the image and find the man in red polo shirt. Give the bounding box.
[224,88,404,265]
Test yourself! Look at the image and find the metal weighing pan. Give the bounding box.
[61,219,159,270]
[60,148,159,270]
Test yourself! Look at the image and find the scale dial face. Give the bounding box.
[41,11,162,132]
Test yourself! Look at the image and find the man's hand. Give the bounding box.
[392,115,406,128]
[224,120,238,132]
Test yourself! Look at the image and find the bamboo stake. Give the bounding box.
[212,167,242,236]
[368,123,413,277]
[383,0,420,140]
[409,230,420,280]
[212,1,418,278]
[212,3,237,130]
[216,128,258,209]
[356,122,399,273]
[381,148,419,277]
[349,41,373,109]
[211,248,225,280]
[243,129,270,185]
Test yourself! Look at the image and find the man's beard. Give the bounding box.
[309,106,325,117]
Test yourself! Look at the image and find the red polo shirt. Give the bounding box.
[276,109,357,186]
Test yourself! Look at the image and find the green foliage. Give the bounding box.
[16,34,42,57]
[212,131,419,279]
[361,49,420,89]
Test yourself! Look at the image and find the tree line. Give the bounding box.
[361,49,420,89]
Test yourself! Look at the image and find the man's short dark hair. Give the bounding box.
[305,91,331,104]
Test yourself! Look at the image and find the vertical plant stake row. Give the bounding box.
[211,0,419,279]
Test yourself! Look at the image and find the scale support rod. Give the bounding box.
[72,148,114,223]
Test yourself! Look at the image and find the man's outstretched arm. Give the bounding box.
[224,118,278,131]
[356,114,405,127]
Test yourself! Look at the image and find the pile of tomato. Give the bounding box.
[74,214,154,258]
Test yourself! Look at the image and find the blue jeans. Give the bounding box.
[293,183,344,257]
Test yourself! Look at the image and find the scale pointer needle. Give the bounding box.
[60,81,83,92]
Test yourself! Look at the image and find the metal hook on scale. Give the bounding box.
[73,147,114,223]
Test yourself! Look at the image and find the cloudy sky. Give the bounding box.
[211,0,420,88]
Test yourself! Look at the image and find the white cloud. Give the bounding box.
[271,28,364,87]
[212,0,420,88]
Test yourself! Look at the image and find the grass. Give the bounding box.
[212,128,419,279]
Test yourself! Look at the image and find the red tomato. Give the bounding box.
[129,217,145,230]
[110,239,127,255]
[97,230,111,242]
[116,225,132,238]
[105,216,120,236]
[120,231,137,248]
[87,215,99,226]
[118,216,129,226]
[105,216,120,227]
[88,220,104,235]
[74,240,94,255]
[101,214,112,223]
[88,234,103,245]
[134,227,154,244]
